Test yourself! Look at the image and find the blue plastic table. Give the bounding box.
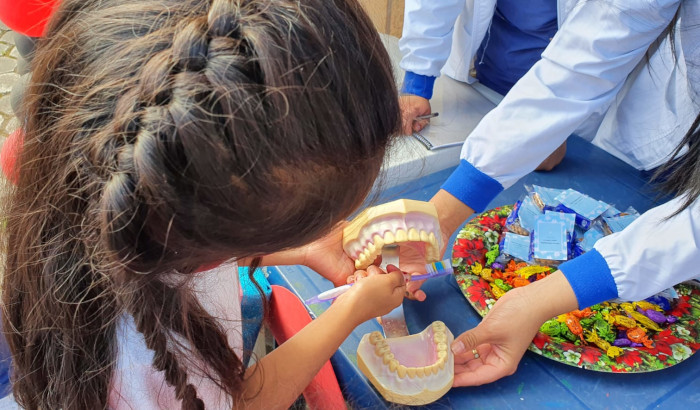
[267,136,700,409]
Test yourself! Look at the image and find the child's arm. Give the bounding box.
[238,267,405,408]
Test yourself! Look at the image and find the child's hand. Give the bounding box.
[340,265,406,324]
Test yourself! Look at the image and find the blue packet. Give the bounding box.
[518,196,542,232]
[603,213,638,233]
[541,210,576,234]
[553,204,593,230]
[601,205,622,218]
[580,221,605,252]
[501,232,532,262]
[505,200,529,235]
[532,219,568,265]
[530,185,565,209]
[554,189,610,229]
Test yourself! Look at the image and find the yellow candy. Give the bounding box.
[585,329,599,343]
[490,284,506,299]
[613,315,637,328]
[628,311,662,332]
[592,338,611,352]
[620,303,635,313]
[471,262,483,275]
[634,301,664,312]
[515,266,550,279]
[602,312,615,326]
[606,346,623,358]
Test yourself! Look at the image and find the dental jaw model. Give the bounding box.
[357,321,455,405]
[343,200,454,405]
[342,199,442,270]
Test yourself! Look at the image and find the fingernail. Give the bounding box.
[451,340,466,355]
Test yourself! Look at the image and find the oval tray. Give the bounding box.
[452,205,700,373]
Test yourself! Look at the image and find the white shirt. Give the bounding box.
[109,262,242,409]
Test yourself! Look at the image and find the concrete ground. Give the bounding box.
[0,21,19,145]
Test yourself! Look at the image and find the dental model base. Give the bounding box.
[343,199,442,270]
[357,321,455,406]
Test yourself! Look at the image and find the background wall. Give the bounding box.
[359,0,404,38]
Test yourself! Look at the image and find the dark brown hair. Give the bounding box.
[1,0,400,408]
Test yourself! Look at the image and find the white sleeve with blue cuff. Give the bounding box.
[559,196,700,308]
[399,0,464,99]
[437,1,690,308]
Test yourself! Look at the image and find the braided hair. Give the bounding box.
[2,0,400,408]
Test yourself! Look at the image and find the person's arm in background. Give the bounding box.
[398,0,464,135]
[451,195,700,386]
[434,0,682,245]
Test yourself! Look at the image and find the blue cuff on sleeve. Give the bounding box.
[559,249,618,309]
[401,71,437,100]
[440,160,503,213]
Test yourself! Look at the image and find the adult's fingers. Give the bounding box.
[453,362,511,387]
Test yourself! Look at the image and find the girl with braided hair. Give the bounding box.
[1,0,407,408]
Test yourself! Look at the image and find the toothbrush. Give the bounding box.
[304,258,454,305]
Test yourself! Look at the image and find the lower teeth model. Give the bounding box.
[343,199,442,269]
[357,321,454,405]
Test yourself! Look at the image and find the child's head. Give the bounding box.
[2,0,399,407]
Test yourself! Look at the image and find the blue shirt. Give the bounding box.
[475,0,558,95]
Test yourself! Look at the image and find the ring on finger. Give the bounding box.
[472,349,480,359]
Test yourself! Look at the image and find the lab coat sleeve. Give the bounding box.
[559,195,700,308]
[398,0,464,99]
[441,0,682,212]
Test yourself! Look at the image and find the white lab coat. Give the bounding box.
[400,0,700,304]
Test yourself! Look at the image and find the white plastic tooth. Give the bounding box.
[430,363,440,375]
[433,332,447,344]
[357,253,367,268]
[363,248,372,260]
[397,365,407,379]
[437,342,447,352]
[389,359,399,372]
[420,230,429,242]
[438,355,446,369]
[383,231,395,245]
[437,350,447,360]
[432,321,446,332]
[408,228,420,241]
[395,229,408,242]
[375,345,390,356]
[382,352,395,365]
[372,234,385,250]
[415,367,426,378]
[402,366,411,379]
[428,232,437,246]
[355,259,363,269]
[369,332,383,345]
[368,241,377,254]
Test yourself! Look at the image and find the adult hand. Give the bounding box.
[450,288,541,386]
[405,190,476,301]
[450,272,578,386]
[399,94,432,135]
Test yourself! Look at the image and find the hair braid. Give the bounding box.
[6,0,401,408]
[99,5,247,408]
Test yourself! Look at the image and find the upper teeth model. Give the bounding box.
[357,321,454,405]
[343,199,442,269]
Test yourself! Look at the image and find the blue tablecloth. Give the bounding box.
[267,136,700,409]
